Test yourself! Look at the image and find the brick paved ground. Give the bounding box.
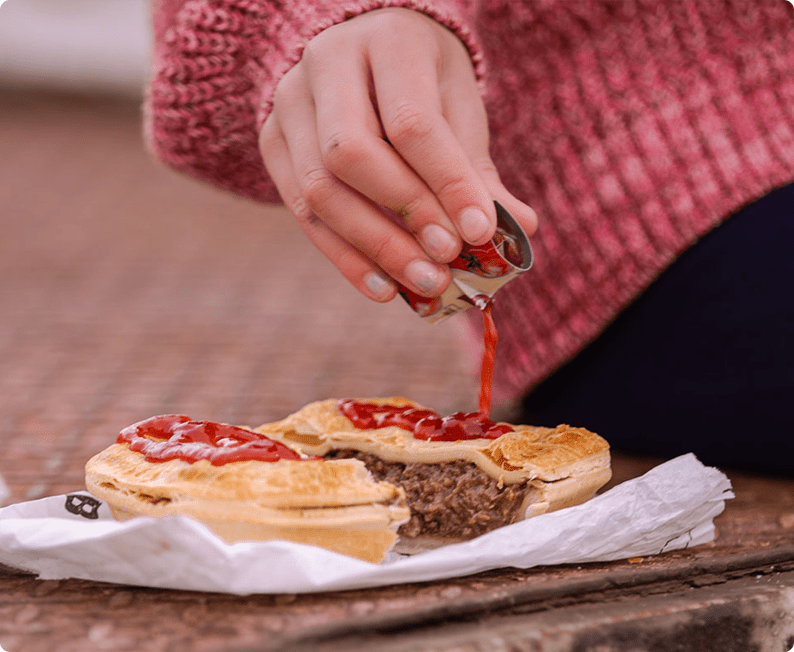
[1,90,793,652]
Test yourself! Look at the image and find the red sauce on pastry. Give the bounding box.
[117,414,307,465]
[337,296,509,442]
[337,399,512,441]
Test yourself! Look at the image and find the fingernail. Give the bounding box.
[364,271,395,300]
[459,207,491,243]
[420,224,458,261]
[405,260,443,294]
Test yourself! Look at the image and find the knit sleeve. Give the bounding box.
[144,0,483,204]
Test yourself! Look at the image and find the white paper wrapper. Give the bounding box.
[0,454,732,594]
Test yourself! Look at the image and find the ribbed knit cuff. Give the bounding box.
[145,0,481,204]
[254,0,485,130]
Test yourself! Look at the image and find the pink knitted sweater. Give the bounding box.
[146,0,794,405]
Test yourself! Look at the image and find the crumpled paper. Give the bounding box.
[0,454,732,594]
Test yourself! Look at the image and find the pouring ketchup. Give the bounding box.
[338,294,508,441]
[477,298,498,417]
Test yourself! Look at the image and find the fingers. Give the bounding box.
[368,17,498,246]
[261,120,398,302]
[469,155,540,239]
[303,27,462,264]
[262,65,451,299]
[432,25,540,239]
[259,7,540,305]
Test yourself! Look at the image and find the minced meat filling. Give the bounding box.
[324,450,529,539]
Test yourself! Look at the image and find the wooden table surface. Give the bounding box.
[1,90,793,652]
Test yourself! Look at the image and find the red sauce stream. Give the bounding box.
[478,300,498,417]
[117,414,307,465]
[338,296,509,441]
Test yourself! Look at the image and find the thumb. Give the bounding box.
[472,154,539,238]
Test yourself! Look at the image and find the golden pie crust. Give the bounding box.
[256,398,612,520]
[85,439,410,563]
[85,398,611,561]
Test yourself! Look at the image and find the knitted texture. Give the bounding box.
[145,0,794,405]
[145,0,482,202]
[472,0,794,402]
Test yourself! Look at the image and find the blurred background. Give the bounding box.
[0,0,476,505]
[0,0,150,97]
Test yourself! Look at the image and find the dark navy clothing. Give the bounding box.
[520,183,794,475]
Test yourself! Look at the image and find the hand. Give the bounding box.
[259,7,537,302]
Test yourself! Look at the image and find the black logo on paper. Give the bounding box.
[65,494,101,520]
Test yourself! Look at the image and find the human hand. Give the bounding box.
[260,7,537,302]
